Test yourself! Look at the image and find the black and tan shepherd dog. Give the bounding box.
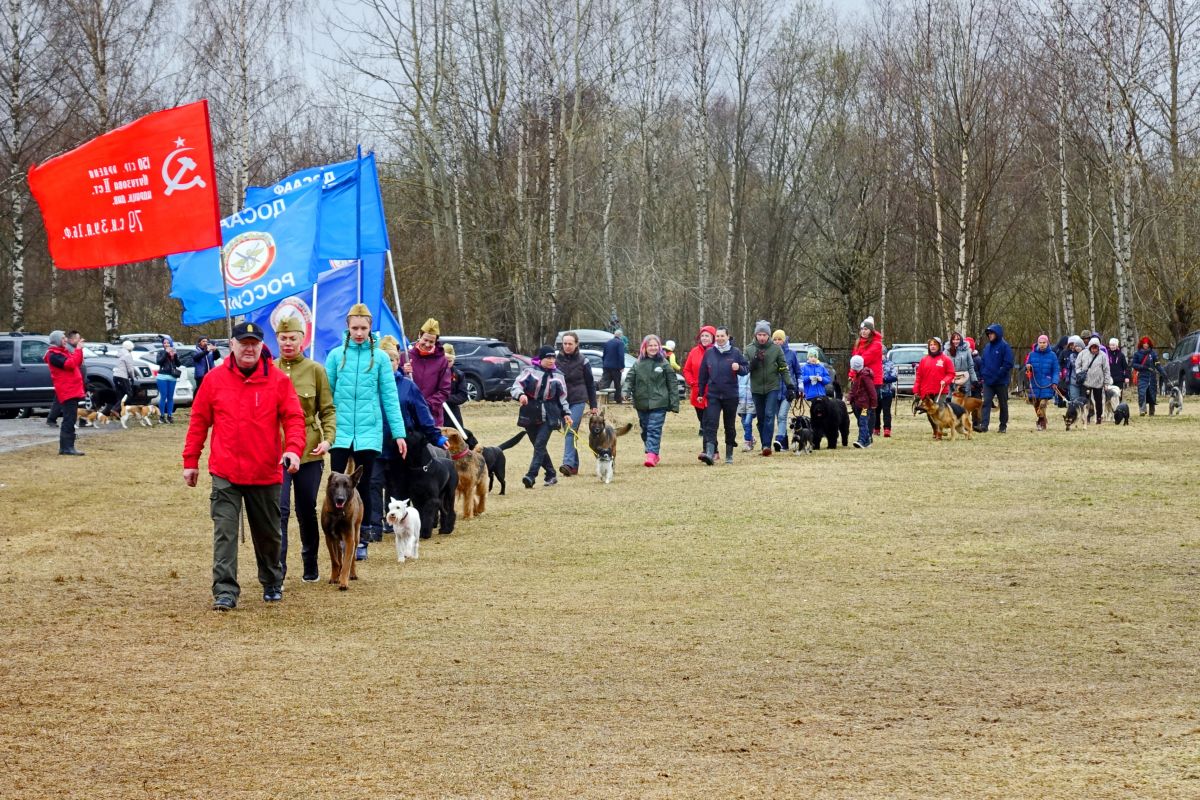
[321,458,364,590]
[588,409,633,483]
[809,395,850,450]
[919,395,972,441]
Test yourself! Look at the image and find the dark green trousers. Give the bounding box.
[211,476,283,602]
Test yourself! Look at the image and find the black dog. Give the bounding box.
[809,395,850,450]
[1113,402,1130,425]
[478,444,511,495]
[789,414,814,454]
[386,432,458,539]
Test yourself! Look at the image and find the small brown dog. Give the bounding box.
[321,458,364,590]
[920,395,972,441]
[952,391,984,427]
[442,428,487,519]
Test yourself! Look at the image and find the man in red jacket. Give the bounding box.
[183,321,306,611]
[44,329,86,456]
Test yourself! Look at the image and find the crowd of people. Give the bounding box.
[36,307,1183,612]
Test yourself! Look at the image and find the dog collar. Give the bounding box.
[450,449,471,461]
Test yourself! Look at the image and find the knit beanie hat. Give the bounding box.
[860,316,875,332]
[850,354,865,371]
[122,340,134,351]
[49,330,64,347]
[420,317,440,336]
[754,320,771,336]
[346,302,372,321]
[1038,334,1050,347]
[534,345,555,361]
[772,329,786,341]
[807,346,820,360]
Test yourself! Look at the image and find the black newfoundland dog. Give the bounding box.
[809,395,850,450]
[385,431,458,539]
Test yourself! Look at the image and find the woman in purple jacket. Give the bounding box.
[402,317,452,426]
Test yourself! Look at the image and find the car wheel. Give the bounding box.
[464,376,484,403]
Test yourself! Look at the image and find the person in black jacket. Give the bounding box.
[443,344,476,448]
[696,326,749,465]
[556,332,599,477]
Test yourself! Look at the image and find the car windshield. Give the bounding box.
[890,349,924,365]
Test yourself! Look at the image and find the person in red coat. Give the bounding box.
[681,325,717,437]
[913,337,957,439]
[848,317,884,434]
[44,329,86,456]
[183,321,306,611]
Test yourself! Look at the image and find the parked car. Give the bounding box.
[0,332,157,416]
[131,350,195,407]
[580,349,641,398]
[438,336,521,401]
[1161,330,1200,394]
[886,344,927,395]
[556,328,619,351]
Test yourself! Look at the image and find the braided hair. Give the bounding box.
[338,322,377,373]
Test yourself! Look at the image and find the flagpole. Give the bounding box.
[308,282,318,359]
[200,99,233,339]
[355,145,363,308]
[386,249,408,365]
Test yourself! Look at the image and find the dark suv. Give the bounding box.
[0,332,157,416]
[439,336,520,401]
[1162,330,1200,395]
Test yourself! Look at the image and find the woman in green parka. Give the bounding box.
[324,303,407,561]
[621,334,680,467]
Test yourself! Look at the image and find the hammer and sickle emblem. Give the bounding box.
[162,147,207,196]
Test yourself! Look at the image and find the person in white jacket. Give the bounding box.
[1075,337,1112,424]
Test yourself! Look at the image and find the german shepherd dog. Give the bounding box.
[789,414,814,454]
[1064,399,1088,431]
[951,391,984,428]
[442,428,488,519]
[321,458,364,590]
[919,395,972,441]
[588,409,633,484]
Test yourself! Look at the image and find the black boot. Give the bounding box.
[700,443,715,466]
[724,445,734,464]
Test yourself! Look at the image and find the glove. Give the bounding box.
[755,349,766,362]
[696,396,708,410]
[786,387,797,402]
[435,435,448,448]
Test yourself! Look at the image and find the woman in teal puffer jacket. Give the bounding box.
[324,303,407,561]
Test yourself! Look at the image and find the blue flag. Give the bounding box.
[168,182,323,325]
[245,252,388,363]
[244,153,389,259]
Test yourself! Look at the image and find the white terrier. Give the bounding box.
[385,497,421,563]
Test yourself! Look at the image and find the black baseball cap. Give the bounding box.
[231,321,264,342]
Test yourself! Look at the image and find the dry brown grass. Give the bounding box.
[1,399,1198,799]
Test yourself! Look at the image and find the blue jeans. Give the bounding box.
[773,391,791,445]
[855,409,872,445]
[741,412,755,442]
[637,408,667,454]
[157,378,177,415]
[562,402,586,469]
[752,390,781,447]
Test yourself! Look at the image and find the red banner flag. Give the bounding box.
[28,100,221,270]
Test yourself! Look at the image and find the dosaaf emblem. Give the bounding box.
[270,297,314,350]
[222,231,276,287]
